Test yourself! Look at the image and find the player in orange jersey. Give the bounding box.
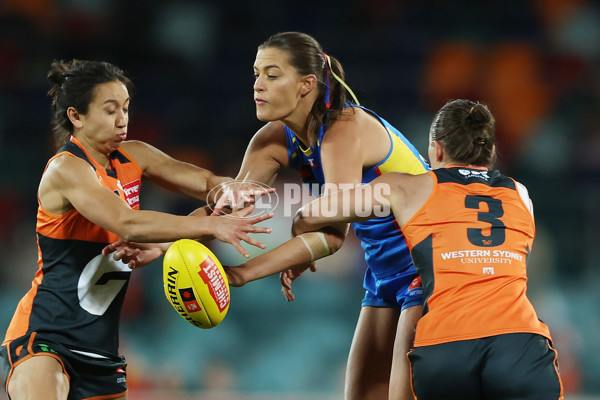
[0,59,272,400]
[292,99,563,399]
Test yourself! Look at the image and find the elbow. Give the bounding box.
[111,215,145,242]
[292,206,320,236]
[291,209,307,237]
[115,228,139,243]
[322,224,348,255]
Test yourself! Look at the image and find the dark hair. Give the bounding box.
[430,99,496,167]
[258,32,351,144]
[47,59,134,149]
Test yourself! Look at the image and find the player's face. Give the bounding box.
[77,81,130,155]
[253,47,305,122]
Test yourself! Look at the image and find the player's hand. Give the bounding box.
[280,262,317,302]
[211,205,273,258]
[211,182,276,216]
[102,239,167,269]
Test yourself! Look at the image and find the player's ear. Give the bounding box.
[434,140,444,162]
[300,74,317,96]
[67,107,83,129]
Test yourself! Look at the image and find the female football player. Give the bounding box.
[291,99,564,399]
[107,32,429,400]
[225,32,428,400]
[0,59,272,400]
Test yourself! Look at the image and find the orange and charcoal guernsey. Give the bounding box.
[3,137,142,357]
[401,166,551,347]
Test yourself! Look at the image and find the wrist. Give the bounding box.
[208,176,234,205]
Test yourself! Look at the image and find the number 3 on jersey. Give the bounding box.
[465,195,506,247]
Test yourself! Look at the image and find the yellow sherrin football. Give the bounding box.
[163,239,230,328]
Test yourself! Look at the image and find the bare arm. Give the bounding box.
[295,172,435,233]
[104,123,288,266]
[121,140,231,204]
[235,122,289,184]
[40,154,272,255]
[225,111,382,287]
[225,226,346,286]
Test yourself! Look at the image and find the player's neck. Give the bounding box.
[445,163,488,170]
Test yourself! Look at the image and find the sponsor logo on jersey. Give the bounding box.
[179,287,202,313]
[458,169,489,181]
[198,257,230,312]
[122,179,141,208]
[35,343,58,354]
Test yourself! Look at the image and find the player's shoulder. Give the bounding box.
[41,151,95,192]
[119,140,152,157]
[47,151,92,174]
[249,121,287,149]
[327,106,384,139]
[118,140,163,171]
[377,170,432,189]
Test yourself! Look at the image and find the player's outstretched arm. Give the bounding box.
[45,156,273,258]
[224,224,346,287]
[121,140,232,202]
[293,180,393,234]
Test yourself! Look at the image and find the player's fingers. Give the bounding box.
[248,212,274,224]
[102,245,113,256]
[240,234,267,249]
[254,187,276,195]
[230,240,250,258]
[112,250,124,261]
[280,272,292,289]
[102,239,124,256]
[238,192,254,203]
[245,225,272,234]
[309,263,317,272]
[282,287,295,302]
[233,204,255,218]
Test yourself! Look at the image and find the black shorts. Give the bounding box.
[1,332,127,400]
[408,333,563,400]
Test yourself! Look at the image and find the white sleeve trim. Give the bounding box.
[516,181,534,217]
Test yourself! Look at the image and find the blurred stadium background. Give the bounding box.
[1,0,599,399]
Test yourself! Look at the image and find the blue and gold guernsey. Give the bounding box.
[286,105,430,309]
